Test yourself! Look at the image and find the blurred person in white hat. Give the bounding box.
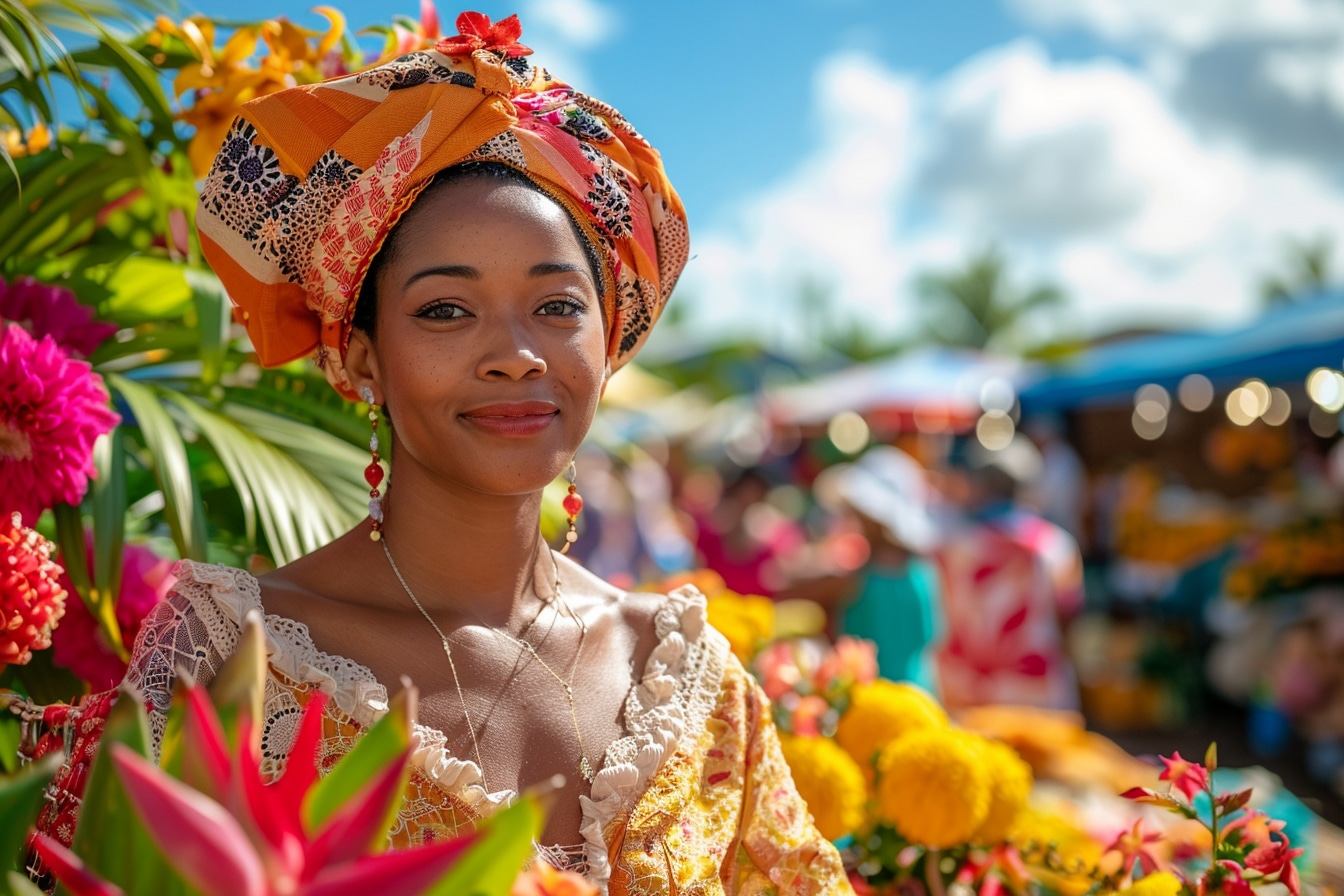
[824,445,947,691]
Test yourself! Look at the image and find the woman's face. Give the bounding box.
[348,176,608,497]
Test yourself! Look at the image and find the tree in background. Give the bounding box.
[1260,234,1336,306]
[915,245,1064,354]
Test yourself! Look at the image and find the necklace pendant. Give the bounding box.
[579,755,595,782]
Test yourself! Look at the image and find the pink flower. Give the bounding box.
[1245,837,1303,896]
[0,275,117,359]
[52,540,175,689]
[791,695,828,737]
[754,641,802,701]
[1221,809,1285,849]
[1104,820,1165,876]
[1199,861,1253,896]
[1159,751,1210,801]
[814,637,877,692]
[0,326,119,522]
[0,511,67,669]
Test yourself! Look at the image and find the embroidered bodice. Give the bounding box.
[87,560,852,895]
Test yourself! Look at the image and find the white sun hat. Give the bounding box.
[832,446,941,552]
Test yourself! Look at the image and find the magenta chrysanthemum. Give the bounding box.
[0,326,120,522]
[52,540,175,690]
[0,275,117,359]
[0,512,68,669]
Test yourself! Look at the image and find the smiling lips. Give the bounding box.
[459,401,559,436]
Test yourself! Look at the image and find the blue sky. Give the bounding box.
[180,0,1344,352]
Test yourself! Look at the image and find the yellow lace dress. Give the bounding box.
[120,561,853,896]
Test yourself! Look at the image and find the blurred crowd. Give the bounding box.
[569,422,1091,717]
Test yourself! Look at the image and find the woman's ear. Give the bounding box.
[344,328,383,405]
[598,360,614,399]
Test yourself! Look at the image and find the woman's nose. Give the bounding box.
[475,323,547,381]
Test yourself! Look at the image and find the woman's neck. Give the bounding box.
[375,464,555,627]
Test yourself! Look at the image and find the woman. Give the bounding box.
[84,11,850,896]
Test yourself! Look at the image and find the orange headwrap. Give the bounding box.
[197,11,688,399]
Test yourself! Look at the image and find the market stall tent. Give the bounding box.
[1019,291,1344,412]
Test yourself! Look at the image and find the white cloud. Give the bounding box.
[522,0,617,49]
[666,37,1344,353]
[1007,0,1344,49]
[667,54,923,351]
[520,0,618,91]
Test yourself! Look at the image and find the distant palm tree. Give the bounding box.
[915,246,1064,352]
[1260,235,1335,306]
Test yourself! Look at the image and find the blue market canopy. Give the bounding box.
[1020,292,1344,412]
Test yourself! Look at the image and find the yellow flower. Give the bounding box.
[970,736,1034,843]
[1010,806,1102,896]
[876,728,989,848]
[705,593,775,662]
[778,734,867,841]
[2,122,51,158]
[1118,872,1183,896]
[835,679,947,768]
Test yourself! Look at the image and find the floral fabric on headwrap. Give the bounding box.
[197,11,689,399]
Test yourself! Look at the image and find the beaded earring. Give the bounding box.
[560,460,583,554]
[360,387,385,541]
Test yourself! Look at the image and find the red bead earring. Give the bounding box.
[560,460,582,554]
[360,387,385,541]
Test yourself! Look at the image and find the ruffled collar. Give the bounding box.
[168,560,726,891]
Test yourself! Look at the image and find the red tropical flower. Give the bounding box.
[435,11,532,58]
[1159,751,1210,801]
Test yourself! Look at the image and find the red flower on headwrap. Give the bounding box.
[435,11,532,58]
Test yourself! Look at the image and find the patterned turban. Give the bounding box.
[197,11,688,399]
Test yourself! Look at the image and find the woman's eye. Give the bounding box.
[537,298,584,317]
[417,302,469,320]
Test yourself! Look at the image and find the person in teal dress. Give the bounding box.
[833,447,946,691]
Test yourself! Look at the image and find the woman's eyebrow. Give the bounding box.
[530,261,589,279]
[403,264,479,289]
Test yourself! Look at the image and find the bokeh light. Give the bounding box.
[1262,388,1292,427]
[1307,367,1344,413]
[975,410,1015,450]
[1177,374,1214,412]
[828,411,870,455]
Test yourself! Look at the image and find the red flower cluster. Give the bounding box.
[0,512,68,668]
[435,11,532,58]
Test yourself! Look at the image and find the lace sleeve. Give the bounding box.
[122,577,232,756]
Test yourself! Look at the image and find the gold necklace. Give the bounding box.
[379,538,596,788]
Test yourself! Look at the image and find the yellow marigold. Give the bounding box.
[778,734,867,841]
[876,728,988,848]
[705,593,775,662]
[1010,806,1101,896]
[1118,872,1183,896]
[835,680,947,768]
[970,736,1034,843]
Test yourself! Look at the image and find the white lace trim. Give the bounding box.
[163,561,728,891]
[581,584,729,889]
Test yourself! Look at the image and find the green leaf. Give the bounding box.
[0,752,62,876]
[108,375,206,561]
[90,429,128,661]
[185,268,230,387]
[421,796,545,896]
[4,869,48,896]
[51,502,92,607]
[303,687,416,834]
